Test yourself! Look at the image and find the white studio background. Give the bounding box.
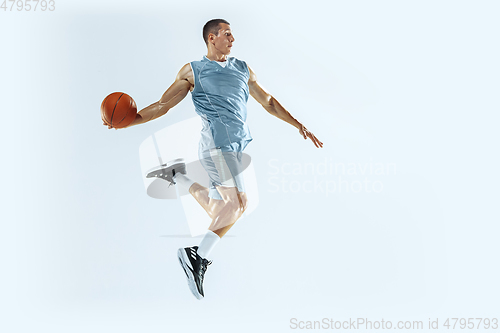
[1,0,499,332]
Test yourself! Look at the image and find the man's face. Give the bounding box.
[211,23,235,55]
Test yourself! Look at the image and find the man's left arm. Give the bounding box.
[247,64,323,148]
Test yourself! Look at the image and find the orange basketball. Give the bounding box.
[101,92,137,128]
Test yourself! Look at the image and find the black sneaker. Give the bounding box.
[145,159,186,186]
[177,246,212,300]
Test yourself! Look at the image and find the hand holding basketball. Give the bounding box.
[101,92,137,129]
[103,120,116,130]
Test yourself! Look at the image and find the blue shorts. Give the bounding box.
[198,146,246,200]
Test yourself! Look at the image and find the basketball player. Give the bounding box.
[103,19,323,299]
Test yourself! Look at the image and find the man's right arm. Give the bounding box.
[124,63,193,128]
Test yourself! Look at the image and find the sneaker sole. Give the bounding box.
[145,161,187,183]
[177,249,203,300]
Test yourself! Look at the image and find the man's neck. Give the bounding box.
[206,54,228,62]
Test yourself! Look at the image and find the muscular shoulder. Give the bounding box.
[246,63,257,82]
[176,63,195,92]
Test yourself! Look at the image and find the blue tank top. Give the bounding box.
[190,55,253,152]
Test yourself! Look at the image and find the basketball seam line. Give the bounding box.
[115,95,133,126]
[110,93,124,125]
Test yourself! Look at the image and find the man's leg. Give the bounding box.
[209,187,248,237]
[177,187,247,300]
[174,173,225,219]
[177,149,247,299]
[196,187,247,259]
[146,157,245,223]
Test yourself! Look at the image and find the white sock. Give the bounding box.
[197,230,220,259]
[173,173,195,190]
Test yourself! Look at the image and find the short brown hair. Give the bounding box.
[203,19,230,45]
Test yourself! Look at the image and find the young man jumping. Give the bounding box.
[104,18,323,299]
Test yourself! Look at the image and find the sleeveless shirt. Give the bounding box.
[189,55,253,152]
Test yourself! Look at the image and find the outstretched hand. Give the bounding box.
[299,124,323,148]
